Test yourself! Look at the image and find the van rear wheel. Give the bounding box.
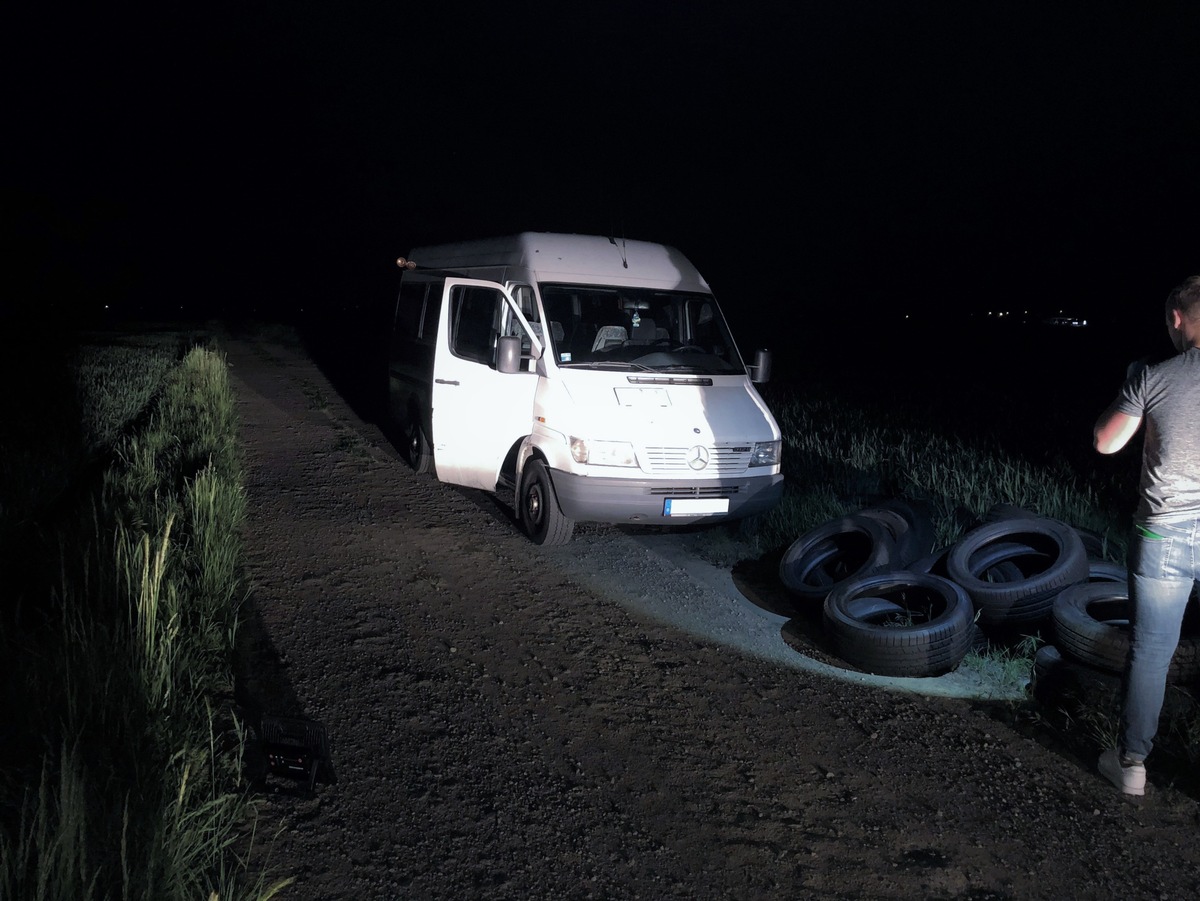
[520,460,574,545]
[407,417,433,475]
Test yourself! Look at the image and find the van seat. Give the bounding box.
[628,318,657,345]
[592,325,627,351]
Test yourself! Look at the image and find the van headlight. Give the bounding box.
[570,437,638,467]
[749,440,781,467]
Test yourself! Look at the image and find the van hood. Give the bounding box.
[554,371,778,443]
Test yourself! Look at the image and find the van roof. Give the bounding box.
[406,232,711,292]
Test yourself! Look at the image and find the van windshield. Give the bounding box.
[539,284,745,374]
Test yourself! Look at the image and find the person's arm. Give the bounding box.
[1094,400,1142,454]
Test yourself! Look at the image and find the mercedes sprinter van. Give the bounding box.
[387,232,783,544]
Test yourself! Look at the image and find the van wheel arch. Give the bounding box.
[500,438,525,488]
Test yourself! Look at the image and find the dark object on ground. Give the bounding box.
[1087,559,1128,583]
[855,498,937,567]
[260,715,337,793]
[946,516,1089,627]
[778,514,898,604]
[1051,582,1200,683]
[823,570,976,677]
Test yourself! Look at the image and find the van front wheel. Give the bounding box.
[520,460,575,546]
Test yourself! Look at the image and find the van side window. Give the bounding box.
[421,285,442,343]
[511,284,537,322]
[450,285,503,365]
[686,299,725,354]
[505,284,542,367]
[394,279,427,341]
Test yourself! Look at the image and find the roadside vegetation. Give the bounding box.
[0,329,288,900]
[751,374,1131,559]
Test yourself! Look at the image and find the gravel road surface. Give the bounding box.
[222,329,1200,900]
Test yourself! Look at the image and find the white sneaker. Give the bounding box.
[1098,748,1146,796]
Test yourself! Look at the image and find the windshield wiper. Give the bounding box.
[650,363,734,374]
[559,360,657,372]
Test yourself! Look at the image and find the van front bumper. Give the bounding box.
[549,469,784,525]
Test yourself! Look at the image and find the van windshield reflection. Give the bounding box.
[539,284,745,374]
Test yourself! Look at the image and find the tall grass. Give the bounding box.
[0,335,289,900]
[753,385,1125,558]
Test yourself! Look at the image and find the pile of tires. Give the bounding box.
[777,499,1135,678]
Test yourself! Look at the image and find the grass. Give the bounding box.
[958,634,1046,698]
[750,382,1124,559]
[0,330,289,900]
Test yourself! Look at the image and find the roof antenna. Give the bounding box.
[608,223,628,268]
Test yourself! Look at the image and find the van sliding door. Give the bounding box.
[431,278,539,490]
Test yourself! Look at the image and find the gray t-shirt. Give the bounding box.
[1116,346,1200,522]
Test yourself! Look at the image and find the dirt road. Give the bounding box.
[222,329,1200,900]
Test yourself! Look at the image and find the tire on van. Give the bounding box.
[406,413,434,475]
[519,459,575,546]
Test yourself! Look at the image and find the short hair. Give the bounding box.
[1167,275,1200,321]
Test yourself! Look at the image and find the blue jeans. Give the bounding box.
[1121,517,1200,761]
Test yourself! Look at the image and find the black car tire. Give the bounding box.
[779,515,899,604]
[823,570,976,677]
[519,459,575,546]
[407,415,434,475]
[946,517,1088,626]
[856,498,938,568]
[1087,560,1128,584]
[1051,582,1200,683]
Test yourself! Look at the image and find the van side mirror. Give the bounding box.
[748,348,772,384]
[497,334,522,373]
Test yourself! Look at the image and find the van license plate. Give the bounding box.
[663,498,730,516]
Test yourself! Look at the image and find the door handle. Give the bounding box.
[434,379,460,386]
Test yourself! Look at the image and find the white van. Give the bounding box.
[387,232,783,545]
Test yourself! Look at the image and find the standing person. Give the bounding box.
[1092,274,1200,795]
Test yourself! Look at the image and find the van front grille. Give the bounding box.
[642,446,751,473]
[647,485,741,498]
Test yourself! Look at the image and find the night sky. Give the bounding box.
[5,2,1197,353]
